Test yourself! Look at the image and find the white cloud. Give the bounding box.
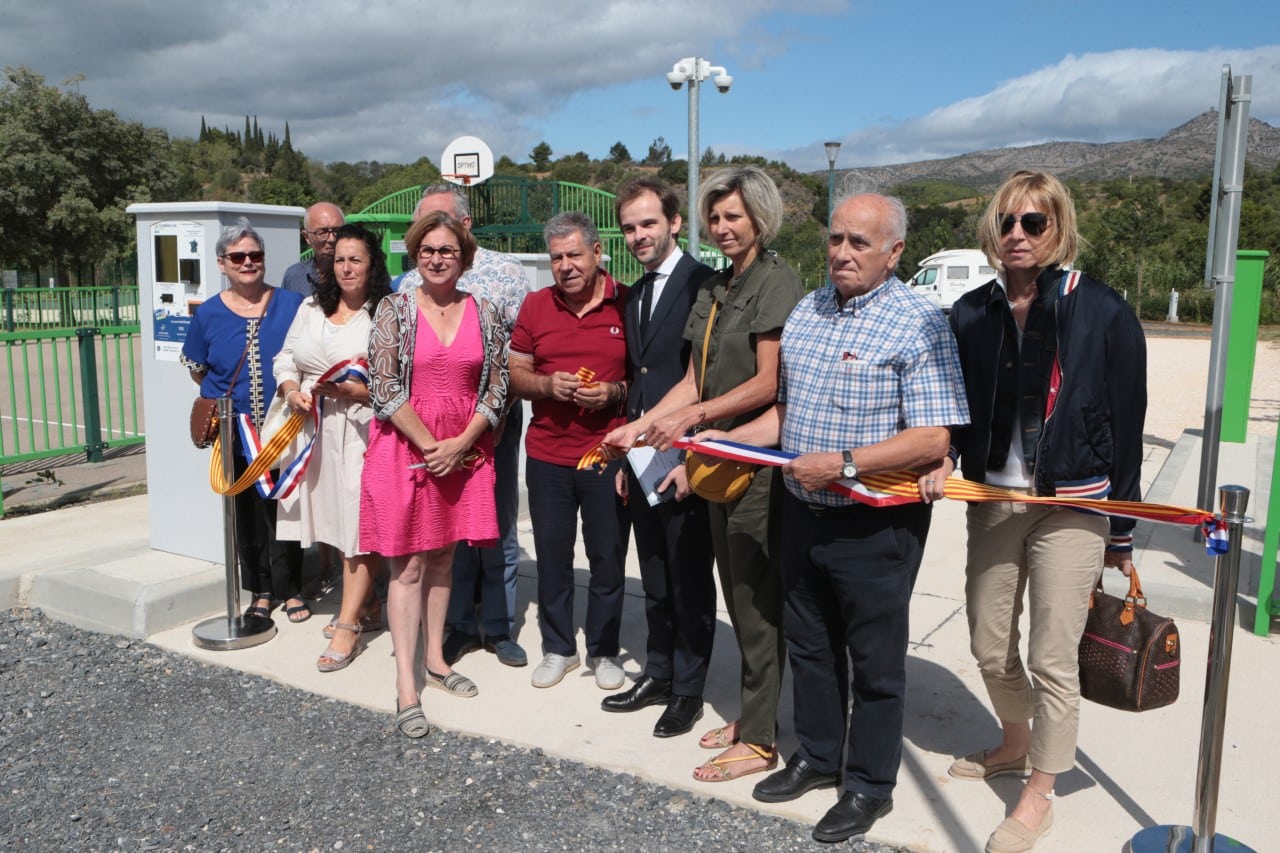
[781,46,1280,171]
[0,0,839,165]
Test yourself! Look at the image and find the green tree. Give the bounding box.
[0,66,175,279]
[608,141,631,163]
[348,157,442,212]
[249,176,314,206]
[529,141,553,171]
[644,136,672,166]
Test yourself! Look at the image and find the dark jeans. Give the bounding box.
[526,456,627,658]
[779,490,931,799]
[232,435,302,601]
[448,403,524,639]
[627,466,716,695]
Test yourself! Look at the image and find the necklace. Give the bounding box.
[421,291,458,316]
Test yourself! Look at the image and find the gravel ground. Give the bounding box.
[1,609,905,853]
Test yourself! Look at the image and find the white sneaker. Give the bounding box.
[531,653,580,688]
[591,655,625,690]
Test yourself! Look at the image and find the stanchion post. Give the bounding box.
[1128,485,1256,853]
[1191,485,1249,851]
[191,397,277,651]
[218,396,241,619]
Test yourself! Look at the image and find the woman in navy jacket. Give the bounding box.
[918,171,1146,853]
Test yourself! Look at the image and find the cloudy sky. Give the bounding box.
[4,0,1278,173]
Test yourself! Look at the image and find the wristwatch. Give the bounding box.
[841,450,858,480]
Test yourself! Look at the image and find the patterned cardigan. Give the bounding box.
[367,288,509,428]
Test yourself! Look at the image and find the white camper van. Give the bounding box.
[908,249,997,312]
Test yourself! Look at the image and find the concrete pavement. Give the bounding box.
[3,420,1276,851]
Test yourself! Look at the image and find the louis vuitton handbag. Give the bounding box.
[1077,567,1180,712]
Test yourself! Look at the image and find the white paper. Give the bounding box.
[626,445,683,507]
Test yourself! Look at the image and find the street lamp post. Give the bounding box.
[825,142,841,287]
[667,57,733,259]
[825,141,842,226]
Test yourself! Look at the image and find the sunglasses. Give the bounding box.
[999,213,1050,237]
[221,250,265,264]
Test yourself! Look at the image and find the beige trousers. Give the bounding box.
[965,501,1107,774]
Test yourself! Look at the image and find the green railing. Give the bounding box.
[349,177,725,282]
[1,325,144,515]
[2,286,140,332]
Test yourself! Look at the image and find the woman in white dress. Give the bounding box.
[274,224,392,671]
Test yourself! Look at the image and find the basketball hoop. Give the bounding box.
[440,137,494,187]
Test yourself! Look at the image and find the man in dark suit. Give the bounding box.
[600,178,717,737]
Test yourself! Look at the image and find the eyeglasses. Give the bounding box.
[999,212,1051,238]
[417,245,460,261]
[221,250,265,264]
[306,227,340,241]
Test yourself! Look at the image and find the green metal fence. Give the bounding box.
[2,286,140,332]
[1,325,144,515]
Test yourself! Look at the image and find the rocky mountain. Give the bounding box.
[834,111,1280,194]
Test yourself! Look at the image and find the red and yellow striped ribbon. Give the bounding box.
[208,410,306,496]
[857,470,1214,527]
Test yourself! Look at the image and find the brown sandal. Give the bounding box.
[693,742,777,782]
[699,721,740,750]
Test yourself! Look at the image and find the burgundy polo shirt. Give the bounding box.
[511,273,628,466]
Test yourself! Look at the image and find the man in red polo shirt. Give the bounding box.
[510,211,630,691]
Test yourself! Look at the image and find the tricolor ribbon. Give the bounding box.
[209,358,369,498]
[671,437,1226,554]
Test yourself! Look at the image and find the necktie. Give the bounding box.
[638,271,656,339]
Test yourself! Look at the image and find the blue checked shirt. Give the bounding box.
[778,278,969,505]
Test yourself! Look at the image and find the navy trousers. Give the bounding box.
[779,490,931,799]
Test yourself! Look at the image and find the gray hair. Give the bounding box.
[543,211,600,249]
[419,183,470,219]
[216,217,263,257]
[832,192,909,253]
[697,165,784,248]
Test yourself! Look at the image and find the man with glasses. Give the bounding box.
[398,185,533,668]
[282,202,345,297]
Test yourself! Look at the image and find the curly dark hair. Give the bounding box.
[314,223,392,318]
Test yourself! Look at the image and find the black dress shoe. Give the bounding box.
[601,675,672,713]
[812,791,893,843]
[752,756,840,803]
[653,695,704,737]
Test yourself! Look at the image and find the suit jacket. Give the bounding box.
[626,252,716,419]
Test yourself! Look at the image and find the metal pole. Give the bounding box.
[75,327,106,462]
[191,396,276,650]
[1196,74,1252,514]
[687,61,701,260]
[1192,486,1250,851]
[218,397,240,619]
[1128,485,1258,853]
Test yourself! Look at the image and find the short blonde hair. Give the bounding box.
[977,171,1079,272]
[698,165,783,248]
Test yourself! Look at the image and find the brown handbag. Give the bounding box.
[189,290,271,449]
[1077,567,1180,712]
[683,299,757,503]
[190,396,221,448]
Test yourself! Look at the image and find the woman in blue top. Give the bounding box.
[181,218,306,621]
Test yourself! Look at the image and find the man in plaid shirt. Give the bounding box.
[721,194,968,843]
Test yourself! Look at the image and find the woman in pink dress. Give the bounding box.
[359,211,508,738]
